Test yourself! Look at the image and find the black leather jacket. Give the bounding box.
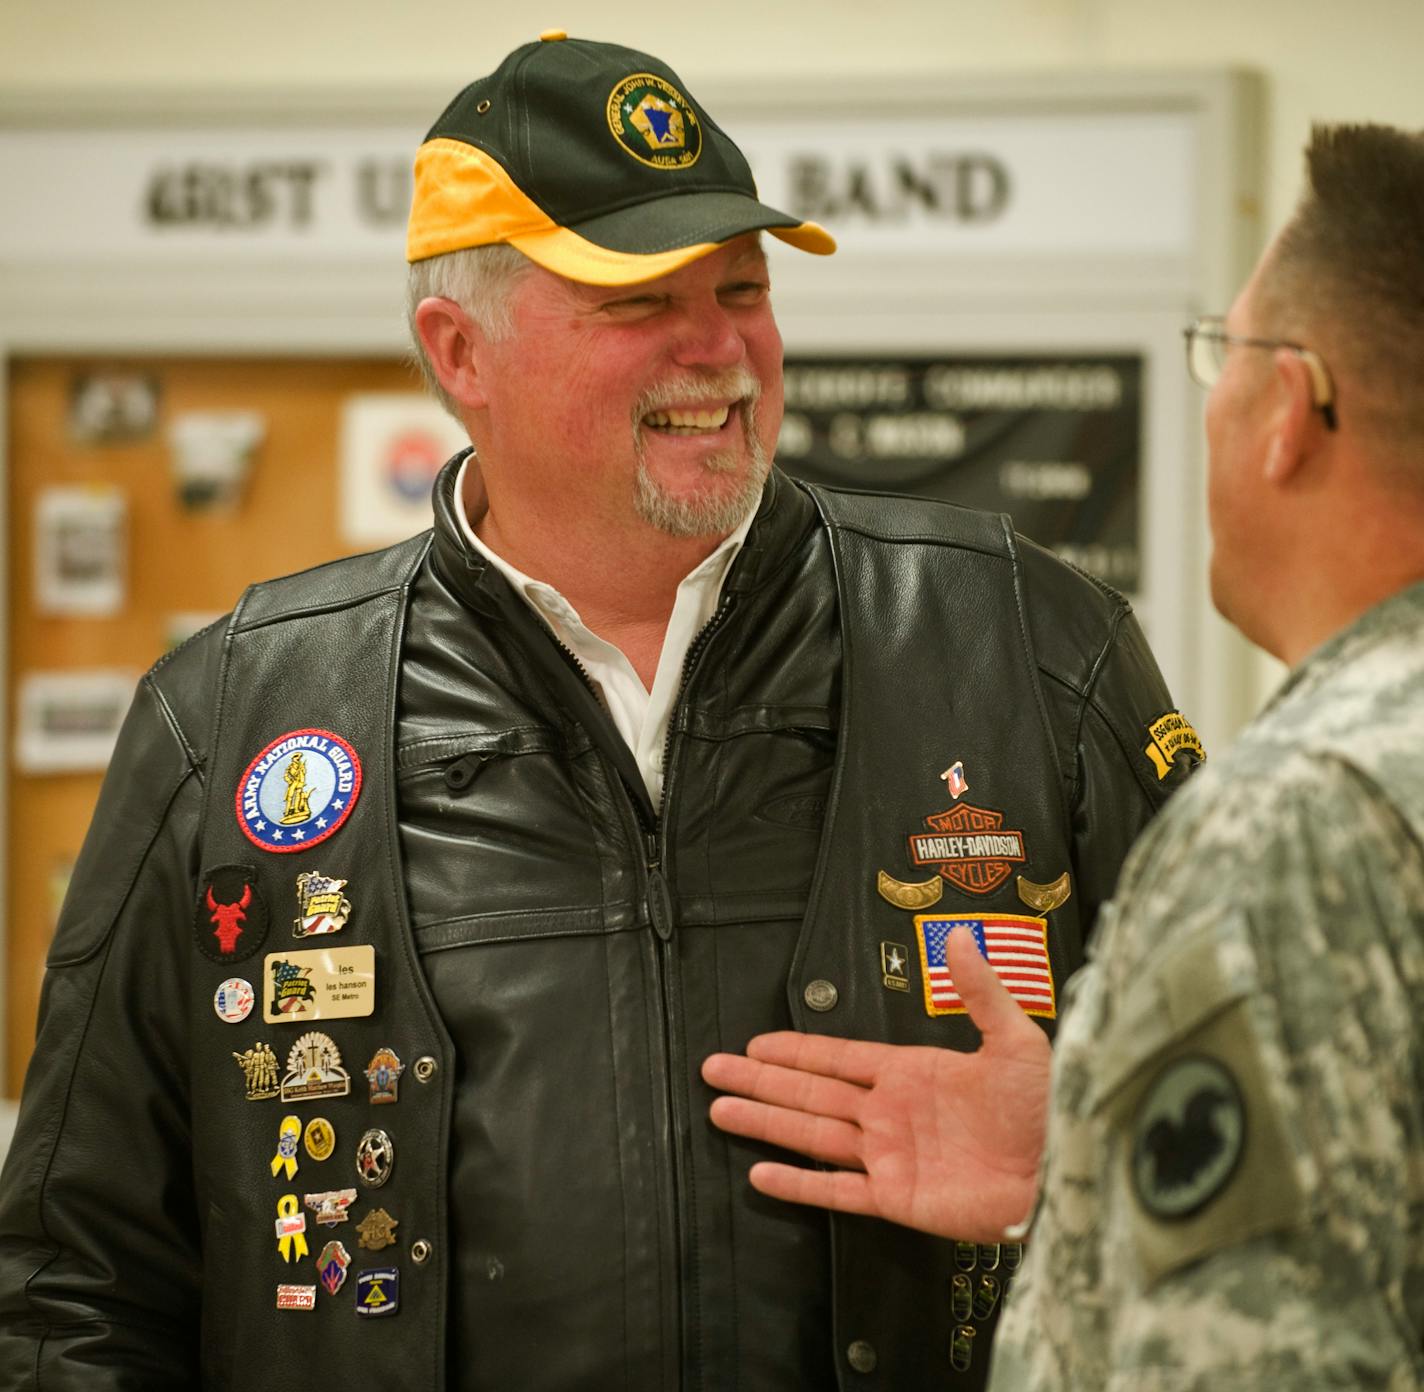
[0,461,1197,1391]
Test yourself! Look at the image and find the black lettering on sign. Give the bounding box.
[143,162,329,230]
[784,153,1011,224]
[356,158,412,225]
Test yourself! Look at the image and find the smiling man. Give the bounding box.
[0,33,1198,1392]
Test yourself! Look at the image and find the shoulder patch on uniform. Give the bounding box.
[195,865,269,963]
[1143,710,1206,780]
[1131,1053,1245,1220]
[235,729,362,853]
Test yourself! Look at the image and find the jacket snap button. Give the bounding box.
[847,1339,877,1373]
[414,1056,438,1083]
[411,1238,433,1265]
[804,979,839,1012]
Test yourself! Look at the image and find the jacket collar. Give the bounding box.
[427,449,817,615]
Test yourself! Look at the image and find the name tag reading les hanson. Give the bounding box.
[263,945,375,1024]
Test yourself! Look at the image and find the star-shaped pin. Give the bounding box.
[887,947,905,974]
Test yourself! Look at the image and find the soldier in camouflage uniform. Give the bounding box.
[704,122,1424,1387]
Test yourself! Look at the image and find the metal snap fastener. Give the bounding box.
[804,979,839,1012]
[414,1056,438,1083]
[411,1238,433,1265]
[846,1339,877,1373]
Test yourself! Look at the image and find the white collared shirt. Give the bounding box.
[453,455,757,806]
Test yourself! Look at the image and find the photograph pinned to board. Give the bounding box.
[16,669,137,774]
[34,486,127,616]
[339,394,469,546]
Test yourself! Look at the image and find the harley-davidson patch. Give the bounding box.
[906,803,1026,896]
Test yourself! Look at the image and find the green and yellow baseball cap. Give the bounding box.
[407,30,836,285]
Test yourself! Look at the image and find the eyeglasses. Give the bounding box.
[1183,316,1338,430]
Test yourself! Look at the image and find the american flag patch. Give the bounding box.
[913,913,1056,1019]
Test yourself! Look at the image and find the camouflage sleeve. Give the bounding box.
[1084,755,1424,1389]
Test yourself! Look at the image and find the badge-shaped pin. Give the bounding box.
[953,1240,977,1272]
[276,1284,316,1311]
[939,760,969,800]
[275,1194,309,1263]
[875,871,943,912]
[365,1047,404,1105]
[280,1032,350,1103]
[194,867,268,964]
[355,1128,394,1188]
[263,945,375,1025]
[355,1267,399,1318]
[213,977,255,1024]
[271,1114,302,1180]
[304,1189,357,1227]
[1016,872,1072,914]
[303,1117,335,1162]
[357,1207,399,1251]
[973,1273,1001,1320]
[951,1272,972,1321]
[232,1041,280,1101]
[879,942,910,993]
[317,1240,352,1296]
[950,1324,976,1373]
[914,914,1056,1020]
[236,729,362,854]
[293,871,352,938]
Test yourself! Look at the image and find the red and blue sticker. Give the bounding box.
[236,729,362,854]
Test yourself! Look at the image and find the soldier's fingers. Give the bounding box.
[708,1095,865,1170]
[946,927,1042,1046]
[745,1161,881,1219]
[701,1052,868,1123]
[741,1030,896,1088]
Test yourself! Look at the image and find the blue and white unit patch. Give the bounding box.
[236,729,362,854]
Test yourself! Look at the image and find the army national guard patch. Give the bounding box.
[913,913,1055,1018]
[236,729,362,854]
[606,73,702,169]
[194,866,269,964]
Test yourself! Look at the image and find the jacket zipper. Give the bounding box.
[553,595,736,1384]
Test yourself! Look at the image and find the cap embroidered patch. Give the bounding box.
[606,73,702,169]
[194,866,269,963]
[236,729,362,854]
[913,913,1055,1019]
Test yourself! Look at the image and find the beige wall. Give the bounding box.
[5,0,1421,240]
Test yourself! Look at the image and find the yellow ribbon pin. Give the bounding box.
[275,1193,309,1263]
[271,1114,301,1180]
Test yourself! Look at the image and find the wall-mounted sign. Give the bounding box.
[777,353,1142,592]
[0,110,1194,263]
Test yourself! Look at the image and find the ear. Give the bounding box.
[413,297,491,411]
[1262,348,1319,484]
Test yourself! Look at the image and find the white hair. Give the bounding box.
[406,243,533,418]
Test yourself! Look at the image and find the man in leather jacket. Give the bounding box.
[0,33,1200,1392]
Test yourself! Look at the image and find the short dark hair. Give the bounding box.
[1265,123,1424,449]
